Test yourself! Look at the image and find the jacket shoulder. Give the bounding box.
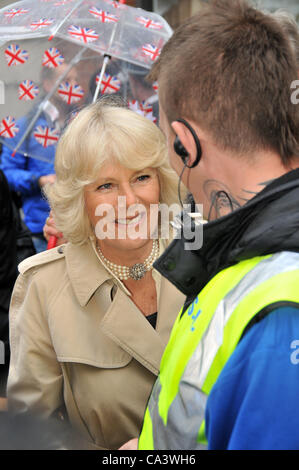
[18,244,66,275]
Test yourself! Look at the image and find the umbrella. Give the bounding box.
[0,0,172,162]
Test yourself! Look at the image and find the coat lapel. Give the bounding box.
[99,287,165,375]
[66,240,185,375]
[99,273,185,376]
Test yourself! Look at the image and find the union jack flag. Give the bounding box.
[4,9,29,18]
[19,80,40,101]
[104,0,126,8]
[68,25,99,43]
[33,125,60,148]
[89,7,118,23]
[30,18,54,30]
[0,117,20,139]
[152,81,159,93]
[54,0,73,5]
[128,100,152,115]
[42,48,65,68]
[96,73,121,94]
[136,16,163,30]
[128,101,157,123]
[58,81,85,104]
[141,44,161,61]
[128,100,142,114]
[5,44,29,67]
[140,101,154,114]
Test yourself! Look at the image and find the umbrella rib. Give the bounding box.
[92,54,111,103]
[48,0,86,41]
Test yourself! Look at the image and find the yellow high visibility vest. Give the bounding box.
[139,251,299,449]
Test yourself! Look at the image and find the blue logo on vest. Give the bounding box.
[187,297,201,331]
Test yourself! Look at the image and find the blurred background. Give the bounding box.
[0,0,298,28]
[0,0,297,126]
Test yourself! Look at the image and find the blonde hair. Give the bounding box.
[45,100,181,245]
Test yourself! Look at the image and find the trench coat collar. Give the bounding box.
[64,239,183,375]
[65,239,131,307]
[99,269,182,375]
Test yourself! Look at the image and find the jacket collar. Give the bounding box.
[65,239,130,307]
[64,239,184,375]
[154,169,299,300]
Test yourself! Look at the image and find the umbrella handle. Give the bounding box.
[47,236,57,250]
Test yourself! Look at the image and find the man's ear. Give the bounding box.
[171,120,198,167]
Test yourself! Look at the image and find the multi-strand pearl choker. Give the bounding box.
[96,239,159,281]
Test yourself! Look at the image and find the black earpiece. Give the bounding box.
[173,118,202,168]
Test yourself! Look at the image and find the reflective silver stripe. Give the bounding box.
[150,251,299,449]
[159,381,208,449]
[183,251,299,390]
[149,377,208,450]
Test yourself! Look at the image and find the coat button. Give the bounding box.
[57,246,64,254]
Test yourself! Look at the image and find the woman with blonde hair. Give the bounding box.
[7,99,185,449]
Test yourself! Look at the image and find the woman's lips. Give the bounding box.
[114,212,146,226]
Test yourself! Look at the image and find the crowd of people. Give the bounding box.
[0,0,299,451]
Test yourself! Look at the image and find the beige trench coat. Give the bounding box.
[7,239,185,450]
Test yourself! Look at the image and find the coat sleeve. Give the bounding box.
[1,143,40,196]
[7,270,64,418]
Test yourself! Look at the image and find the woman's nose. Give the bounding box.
[119,184,139,207]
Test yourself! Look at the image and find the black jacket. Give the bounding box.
[0,170,18,363]
[154,169,299,313]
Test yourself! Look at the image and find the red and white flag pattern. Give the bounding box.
[0,117,20,139]
[5,44,29,66]
[128,100,157,123]
[141,44,161,61]
[68,25,99,43]
[30,18,54,30]
[19,80,39,101]
[104,0,126,9]
[58,81,85,104]
[34,125,60,147]
[152,81,159,93]
[54,0,73,5]
[136,16,163,30]
[4,9,29,18]
[42,48,65,68]
[128,100,152,114]
[96,73,121,94]
[89,7,118,23]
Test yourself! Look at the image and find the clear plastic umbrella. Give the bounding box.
[0,0,172,162]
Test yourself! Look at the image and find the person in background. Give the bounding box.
[121,0,299,450]
[1,63,81,253]
[7,99,185,450]
[127,63,159,124]
[0,168,36,402]
[0,170,18,398]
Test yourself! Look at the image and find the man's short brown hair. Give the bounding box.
[149,0,299,164]
[270,10,299,67]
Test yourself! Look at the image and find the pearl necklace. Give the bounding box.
[96,239,159,281]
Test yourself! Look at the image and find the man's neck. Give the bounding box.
[191,145,297,221]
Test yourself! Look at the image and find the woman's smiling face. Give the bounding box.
[84,160,160,253]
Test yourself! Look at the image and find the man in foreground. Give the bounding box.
[121,0,299,450]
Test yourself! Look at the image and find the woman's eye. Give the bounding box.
[97,183,112,191]
[136,174,150,182]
